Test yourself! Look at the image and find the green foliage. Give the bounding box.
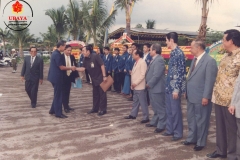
[146,19,156,29]
[135,24,143,28]
[206,29,224,44]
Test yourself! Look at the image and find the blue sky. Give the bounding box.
[0,0,240,38]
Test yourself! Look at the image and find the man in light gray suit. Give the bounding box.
[183,39,218,151]
[145,43,166,133]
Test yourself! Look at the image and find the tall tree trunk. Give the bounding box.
[126,9,131,37]
[93,33,97,47]
[19,40,23,58]
[198,0,208,41]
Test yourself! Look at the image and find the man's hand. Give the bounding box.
[129,70,132,75]
[202,98,209,106]
[103,76,107,82]
[131,83,137,89]
[108,71,110,73]
[146,84,150,89]
[39,79,43,85]
[112,70,114,73]
[183,93,186,99]
[124,69,127,72]
[228,106,235,115]
[21,76,25,82]
[172,92,179,100]
[119,70,121,72]
[71,66,76,71]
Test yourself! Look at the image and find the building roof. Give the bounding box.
[108,27,198,41]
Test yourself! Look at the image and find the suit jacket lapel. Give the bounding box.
[146,55,158,74]
[188,53,206,80]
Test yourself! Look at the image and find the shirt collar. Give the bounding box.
[230,48,240,56]
[152,54,158,60]
[195,52,205,59]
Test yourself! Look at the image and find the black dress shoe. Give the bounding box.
[32,104,36,108]
[194,145,204,151]
[124,115,136,119]
[68,107,74,111]
[145,124,156,127]
[87,109,98,114]
[141,119,149,123]
[49,111,55,115]
[162,132,174,136]
[154,128,164,133]
[64,109,70,113]
[206,151,227,158]
[182,141,197,145]
[172,137,182,141]
[98,111,107,116]
[56,114,68,118]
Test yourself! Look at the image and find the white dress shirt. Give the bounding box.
[143,53,149,60]
[195,52,205,66]
[31,56,36,67]
[64,54,72,75]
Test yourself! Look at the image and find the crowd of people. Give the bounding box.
[19,30,240,159]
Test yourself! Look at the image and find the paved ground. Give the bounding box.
[0,64,223,160]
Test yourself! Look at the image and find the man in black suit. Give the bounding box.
[61,45,79,113]
[21,47,43,108]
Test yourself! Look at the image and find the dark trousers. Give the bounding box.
[25,80,39,106]
[62,78,71,110]
[106,72,112,90]
[215,104,237,159]
[237,118,240,160]
[114,72,121,92]
[50,82,63,116]
[129,75,134,97]
[92,85,107,111]
[165,93,183,138]
[119,72,125,91]
[85,70,90,82]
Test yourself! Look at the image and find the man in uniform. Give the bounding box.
[112,48,122,93]
[77,45,108,116]
[11,49,18,73]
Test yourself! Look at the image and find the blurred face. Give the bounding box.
[128,48,133,54]
[82,47,90,57]
[190,41,199,56]
[59,43,66,52]
[222,34,233,52]
[132,50,138,60]
[131,45,137,51]
[150,46,156,57]
[104,49,109,55]
[114,50,119,55]
[143,45,149,53]
[30,48,37,57]
[122,46,127,52]
[64,47,72,56]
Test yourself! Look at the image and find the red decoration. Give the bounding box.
[12,0,23,13]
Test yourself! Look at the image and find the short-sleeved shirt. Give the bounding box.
[83,53,104,86]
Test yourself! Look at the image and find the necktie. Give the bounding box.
[31,57,34,67]
[191,58,198,73]
[66,56,71,76]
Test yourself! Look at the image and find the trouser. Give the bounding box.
[186,101,212,147]
[62,78,72,110]
[25,80,39,106]
[215,104,237,159]
[236,118,240,160]
[106,72,112,90]
[92,85,107,111]
[85,70,90,82]
[149,92,166,129]
[165,93,183,138]
[147,91,150,106]
[50,82,63,116]
[130,90,149,120]
[119,72,125,91]
[129,75,134,97]
[12,59,17,71]
[114,72,121,92]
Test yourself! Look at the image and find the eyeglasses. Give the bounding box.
[30,51,37,53]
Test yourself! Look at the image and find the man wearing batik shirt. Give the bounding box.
[163,32,186,141]
[207,29,240,159]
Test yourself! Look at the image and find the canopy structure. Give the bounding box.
[66,41,85,60]
[110,33,134,54]
[108,28,198,44]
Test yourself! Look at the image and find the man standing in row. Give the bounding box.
[119,45,129,93]
[112,48,122,93]
[21,47,43,108]
[48,40,76,119]
[124,50,149,123]
[207,29,240,159]
[103,47,113,91]
[145,43,166,133]
[143,43,152,66]
[183,39,218,151]
[61,45,79,113]
[164,32,186,141]
[11,49,18,73]
[77,45,108,116]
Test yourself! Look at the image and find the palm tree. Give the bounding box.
[196,0,215,40]
[0,28,10,55]
[146,19,156,29]
[45,6,67,41]
[40,25,58,52]
[114,0,139,37]
[66,0,83,40]
[81,0,117,46]
[9,28,34,57]
[135,24,143,28]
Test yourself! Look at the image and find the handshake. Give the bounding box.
[71,66,76,71]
